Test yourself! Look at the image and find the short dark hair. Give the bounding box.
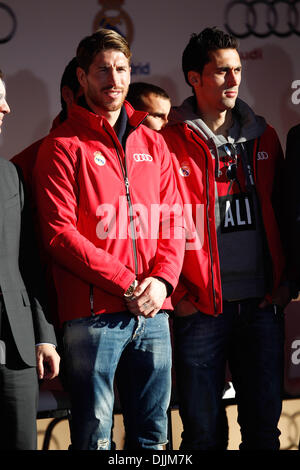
[60,57,81,120]
[182,27,239,86]
[126,82,170,109]
[0,69,3,81]
[76,28,131,73]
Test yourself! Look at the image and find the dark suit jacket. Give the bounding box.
[0,157,56,366]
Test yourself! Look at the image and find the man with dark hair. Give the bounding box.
[162,27,289,450]
[126,82,171,130]
[59,57,81,122]
[12,57,81,189]
[181,28,239,86]
[0,69,60,450]
[34,29,185,450]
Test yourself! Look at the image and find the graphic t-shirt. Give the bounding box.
[213,140,266,301]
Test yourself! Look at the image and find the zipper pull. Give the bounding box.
[247,164,254,186]
[125,177,130,199]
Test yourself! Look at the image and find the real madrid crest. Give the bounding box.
[179,162,191,177]
[94,151,106,166]
[93,0,134,45]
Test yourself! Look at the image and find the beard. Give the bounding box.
[86,82,129,114]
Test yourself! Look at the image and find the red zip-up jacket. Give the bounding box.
[33,102,185,325]
[12,114,62,192]
[162,121,286,316]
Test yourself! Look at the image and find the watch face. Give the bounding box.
[124,280,137,297]
[124,286,133,297]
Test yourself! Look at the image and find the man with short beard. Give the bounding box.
[33,29,185,450]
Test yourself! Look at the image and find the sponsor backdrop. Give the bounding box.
[0,0,299,159]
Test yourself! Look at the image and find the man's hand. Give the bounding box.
[125,277,168,318]
[259,284,292,309]
[36,344,60,380]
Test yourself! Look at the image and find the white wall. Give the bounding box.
[0,0,299,159]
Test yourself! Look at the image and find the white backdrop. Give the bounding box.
[0,0,299,159]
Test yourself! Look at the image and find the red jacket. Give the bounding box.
[34,102,185,324]
[162,121,286,316]
[11,114,61,193]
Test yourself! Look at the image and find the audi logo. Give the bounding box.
[224,0,300,38]
[133,153,153,162]
[257,151,269,160]
[0,3,17,44]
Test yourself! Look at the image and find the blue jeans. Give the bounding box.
[173,300,285,450]
[63,311,171,450]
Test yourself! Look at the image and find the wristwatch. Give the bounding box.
[124,279,138,298]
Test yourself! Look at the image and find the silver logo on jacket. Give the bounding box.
[133,153,153,162]
[257,151,269,160]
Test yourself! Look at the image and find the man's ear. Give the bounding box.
[187,71,200,87]
[61,86,75,108]
[76,67,87,88]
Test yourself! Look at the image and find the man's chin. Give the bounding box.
[104,98,126,112]
[222,98,237,111]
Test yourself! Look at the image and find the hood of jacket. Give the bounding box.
[168,95,267,149]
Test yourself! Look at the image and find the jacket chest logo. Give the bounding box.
[133,153,153,162]
[257,151,269,161]
[94,151,106,166]
[179,161,191,177]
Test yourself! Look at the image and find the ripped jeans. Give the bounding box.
[63,311,172,450]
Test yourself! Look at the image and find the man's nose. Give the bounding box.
[161,116,169,128]
[107,69,119,87]
[0,99,10,114]
[227,70,239,88]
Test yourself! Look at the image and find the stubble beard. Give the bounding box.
[87,84,129,114]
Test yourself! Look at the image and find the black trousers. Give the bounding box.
[0,299,38,450]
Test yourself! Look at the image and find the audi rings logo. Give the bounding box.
[224,0,300,38]
[133,153,153,162]
[0,3,17,44]
[257,151,269,160]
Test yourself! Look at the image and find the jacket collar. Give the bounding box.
[67,100,148,133]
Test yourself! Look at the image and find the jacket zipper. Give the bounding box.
[105,127,139,277]
[88,115,147,316]
[190,130,218,314]
[124,174,139,275]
